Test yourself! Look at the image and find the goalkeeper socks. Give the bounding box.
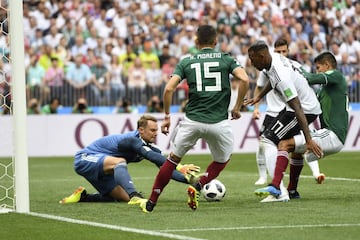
[114,162,136,195]
[82,193,115,202]
[149,158,176,203]
[287,158,304,191]
[271,150,289,188]
[199,161,228,187]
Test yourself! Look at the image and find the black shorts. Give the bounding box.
[260,114,276,136]
[262,110,318,145]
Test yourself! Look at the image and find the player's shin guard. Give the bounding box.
[149,158,177,203]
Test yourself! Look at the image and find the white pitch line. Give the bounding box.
[30,174,360,183]
[28,212,206,240]
[159,223,360,232]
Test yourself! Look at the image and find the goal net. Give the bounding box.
[0,0,29,213]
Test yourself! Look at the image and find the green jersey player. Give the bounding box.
[276,51,349,197]
[139,25,249,212]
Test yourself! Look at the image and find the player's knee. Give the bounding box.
[277,140,291,152]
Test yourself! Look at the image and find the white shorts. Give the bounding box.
[294,128,344,162]
[170,116,234,163]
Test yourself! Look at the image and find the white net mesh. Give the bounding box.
[0,0,14,212]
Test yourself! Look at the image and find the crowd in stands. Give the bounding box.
[0,0,360,114]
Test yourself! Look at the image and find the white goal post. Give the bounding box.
[0,0,29,213]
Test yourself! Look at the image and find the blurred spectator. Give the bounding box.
[71,34,88,57]
[158,44,171,68]
[217,2,241,34]
[85,26,99,50]
[72,97,93,114]
[160,17,180,44]
[127,57,146,105]
[61,19,76,46]
[330,41,342,64]
[139,40,160,69]
[90,55,111,105]
[38,44,63,71]
[44,57,64,102]
[109,55,126,104]
[44,25,63,49]
[118,44,137,77]
[41,97,60,114]
[179,25,196,50]
[146,60,163,97]
[169,33,183,59]
[146,95,163,113]
[27,98,40,115]
[339,33,360,64]
[113,98,136,114]
[30,28,45,54]
[65,53,94,103]
[55,36,72,66]
[26,55,45,104]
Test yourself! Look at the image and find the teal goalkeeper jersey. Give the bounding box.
[306,69,349,144]
[173,48,241,123]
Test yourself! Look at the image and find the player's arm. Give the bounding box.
[161,74,181,135]
[287,97,323,158]
[231,67,249,119]
[300,68,328,85]
[245,80,272,107]
[122,138,199,183]
[252,85,262,119]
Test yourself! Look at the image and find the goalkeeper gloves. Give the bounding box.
[176,163,200,175]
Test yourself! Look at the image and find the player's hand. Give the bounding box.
[244,97,260,106]
[177,164,201,175]
[252,108,261,120]
[306,139,323,159]
[161,117,171,135]
[230,109,241,120]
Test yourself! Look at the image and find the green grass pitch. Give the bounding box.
[1,152,360,240]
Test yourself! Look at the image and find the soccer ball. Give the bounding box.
[202,179,226,201]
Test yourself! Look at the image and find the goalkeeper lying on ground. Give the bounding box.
[60,115,201,204]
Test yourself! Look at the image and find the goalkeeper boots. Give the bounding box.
[59,186,87,204]
[139,199,156,213]
[187,185,200,211]
[128,192,145,205]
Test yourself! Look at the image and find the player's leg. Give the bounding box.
[255,141,267,185]
[142,118,199,212]
[305,160,324,184]
[103,155,141,202]
[271,112,318,188]
[288,152,304,199]
[200,119,233,187]
[61,154,120,203]
[303,129,344,184]
[255,115,275,185]
[255,111,315,198]
[189,119,232,208]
